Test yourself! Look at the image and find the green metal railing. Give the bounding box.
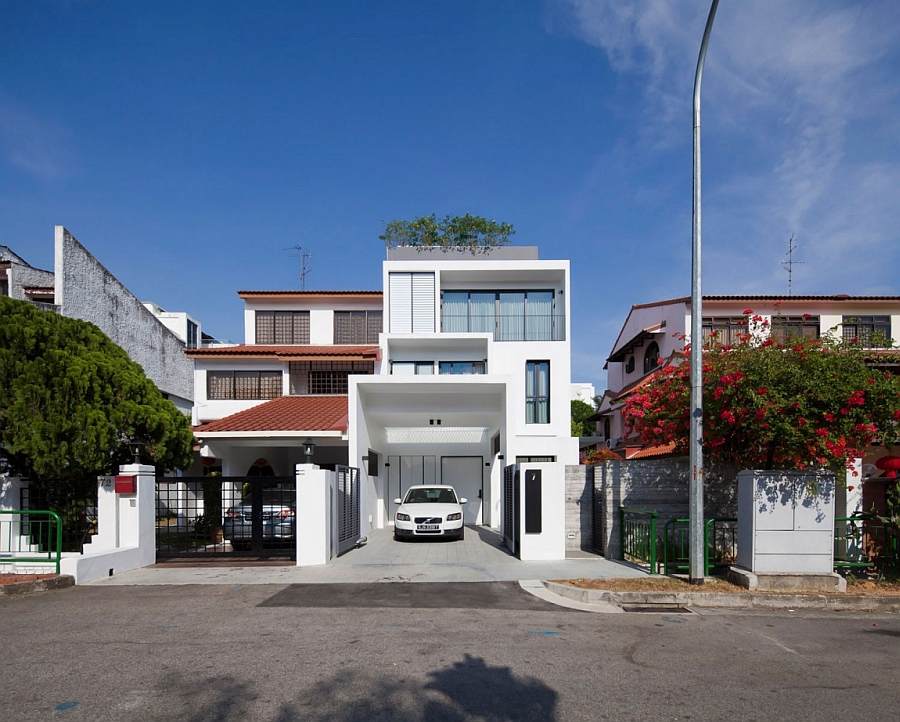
[619,506,658,573]
[663,517,738,576]
[0,510,63,575]
[834,516,900,573]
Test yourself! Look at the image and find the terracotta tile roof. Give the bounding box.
[238,290,382,298]
[625,442,679,459]
[187,344,380,360]
[631,295,900,311]
[194,396,348,434]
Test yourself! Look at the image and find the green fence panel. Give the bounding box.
[619,506,658,573]
[0,510,63,575]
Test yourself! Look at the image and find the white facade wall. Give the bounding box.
[242,295,383,345]
[143,302,200,346]
[193,357,287,424]
[349,247,578,542]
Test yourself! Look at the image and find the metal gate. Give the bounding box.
[501,464,519,557]
[336,465,360,556]
[156,476,295,558]
[592,476,605,554]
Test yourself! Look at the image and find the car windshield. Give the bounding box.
[403,488,457,504]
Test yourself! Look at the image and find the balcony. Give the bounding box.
[440,313,566,342]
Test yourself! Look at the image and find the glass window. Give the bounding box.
[207,371,282,400]
[288,361,375,394]
[525,361,550,424]
[256,311,310,344]
[771,316,820,341]
[391,361,434,375]
[438,361,485,375]
[643,342,660,374]
[702,317,748,346]
[842,316,891,347]
[441,290,558,341]
[334,311,382,344]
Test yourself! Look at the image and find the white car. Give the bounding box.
[393,485,467,541]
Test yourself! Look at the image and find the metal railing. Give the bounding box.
[834,516,900,573]
[663,517,738,577]
[619,506,658,572]
[0,510,63,575]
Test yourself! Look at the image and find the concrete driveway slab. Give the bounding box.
[90,526,647,586]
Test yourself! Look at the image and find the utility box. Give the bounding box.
[114,475,137,494]
[737,470,835,574]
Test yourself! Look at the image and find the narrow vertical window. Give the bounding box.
[525,361,550,424]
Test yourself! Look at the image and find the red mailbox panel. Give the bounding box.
[114,475,136,494]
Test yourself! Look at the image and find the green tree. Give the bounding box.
[0,296,194,480]
[571,399,596,437]
[379,214,515,251]
[622,310,900,471]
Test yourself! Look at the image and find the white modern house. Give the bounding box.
[188,245,579,559]
[598,295,900,456]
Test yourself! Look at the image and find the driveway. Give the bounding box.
[91,526,646,585]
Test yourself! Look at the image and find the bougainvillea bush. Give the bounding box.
[622,311,900,471]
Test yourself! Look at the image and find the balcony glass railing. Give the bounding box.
[441,313,566,342]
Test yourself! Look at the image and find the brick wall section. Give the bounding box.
[564,464,593,552]
[592,458,739,558]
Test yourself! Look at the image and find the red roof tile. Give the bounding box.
[238,290,382,298]
[625,442,679,459]
[194,396,348,433]
[187,344,380,360]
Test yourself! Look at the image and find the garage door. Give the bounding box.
[440,456,483,525]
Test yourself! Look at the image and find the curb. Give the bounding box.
[0,575,76,597]
[543,581,900,613]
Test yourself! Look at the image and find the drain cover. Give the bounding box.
[621,604,693,614]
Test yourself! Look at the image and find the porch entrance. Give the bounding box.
[440,456,483,524]
[385,456,483,525]
[156,476,296,560]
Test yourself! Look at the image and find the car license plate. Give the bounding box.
[416,524,439,531]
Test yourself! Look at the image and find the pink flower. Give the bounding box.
[742,309,753,316]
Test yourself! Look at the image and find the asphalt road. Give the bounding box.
[1,583,898,721]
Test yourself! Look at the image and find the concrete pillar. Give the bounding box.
[295,464,334,566]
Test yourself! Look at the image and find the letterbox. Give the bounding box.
[114,475,137,494]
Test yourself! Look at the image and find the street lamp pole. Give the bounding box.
[690,0,720,584]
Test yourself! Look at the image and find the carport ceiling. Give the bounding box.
[358,383,505,430]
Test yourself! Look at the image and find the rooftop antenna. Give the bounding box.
[780,234,803,296]
[284,245,312,290]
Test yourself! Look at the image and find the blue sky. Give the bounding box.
[3,1,899,397]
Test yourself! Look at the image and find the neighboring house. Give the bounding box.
[571,382,595,406]
[1,226,200,412]
[188,290,384,475]
[597,295,900,457]
[189,245,578,541]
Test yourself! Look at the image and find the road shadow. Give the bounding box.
[159,653,557,721]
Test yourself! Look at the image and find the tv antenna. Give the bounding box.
[781,234,803,296]
[284,246,312,290]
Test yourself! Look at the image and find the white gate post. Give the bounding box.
[295,463,334,566]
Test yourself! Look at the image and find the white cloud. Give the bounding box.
[548,0,900,295]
